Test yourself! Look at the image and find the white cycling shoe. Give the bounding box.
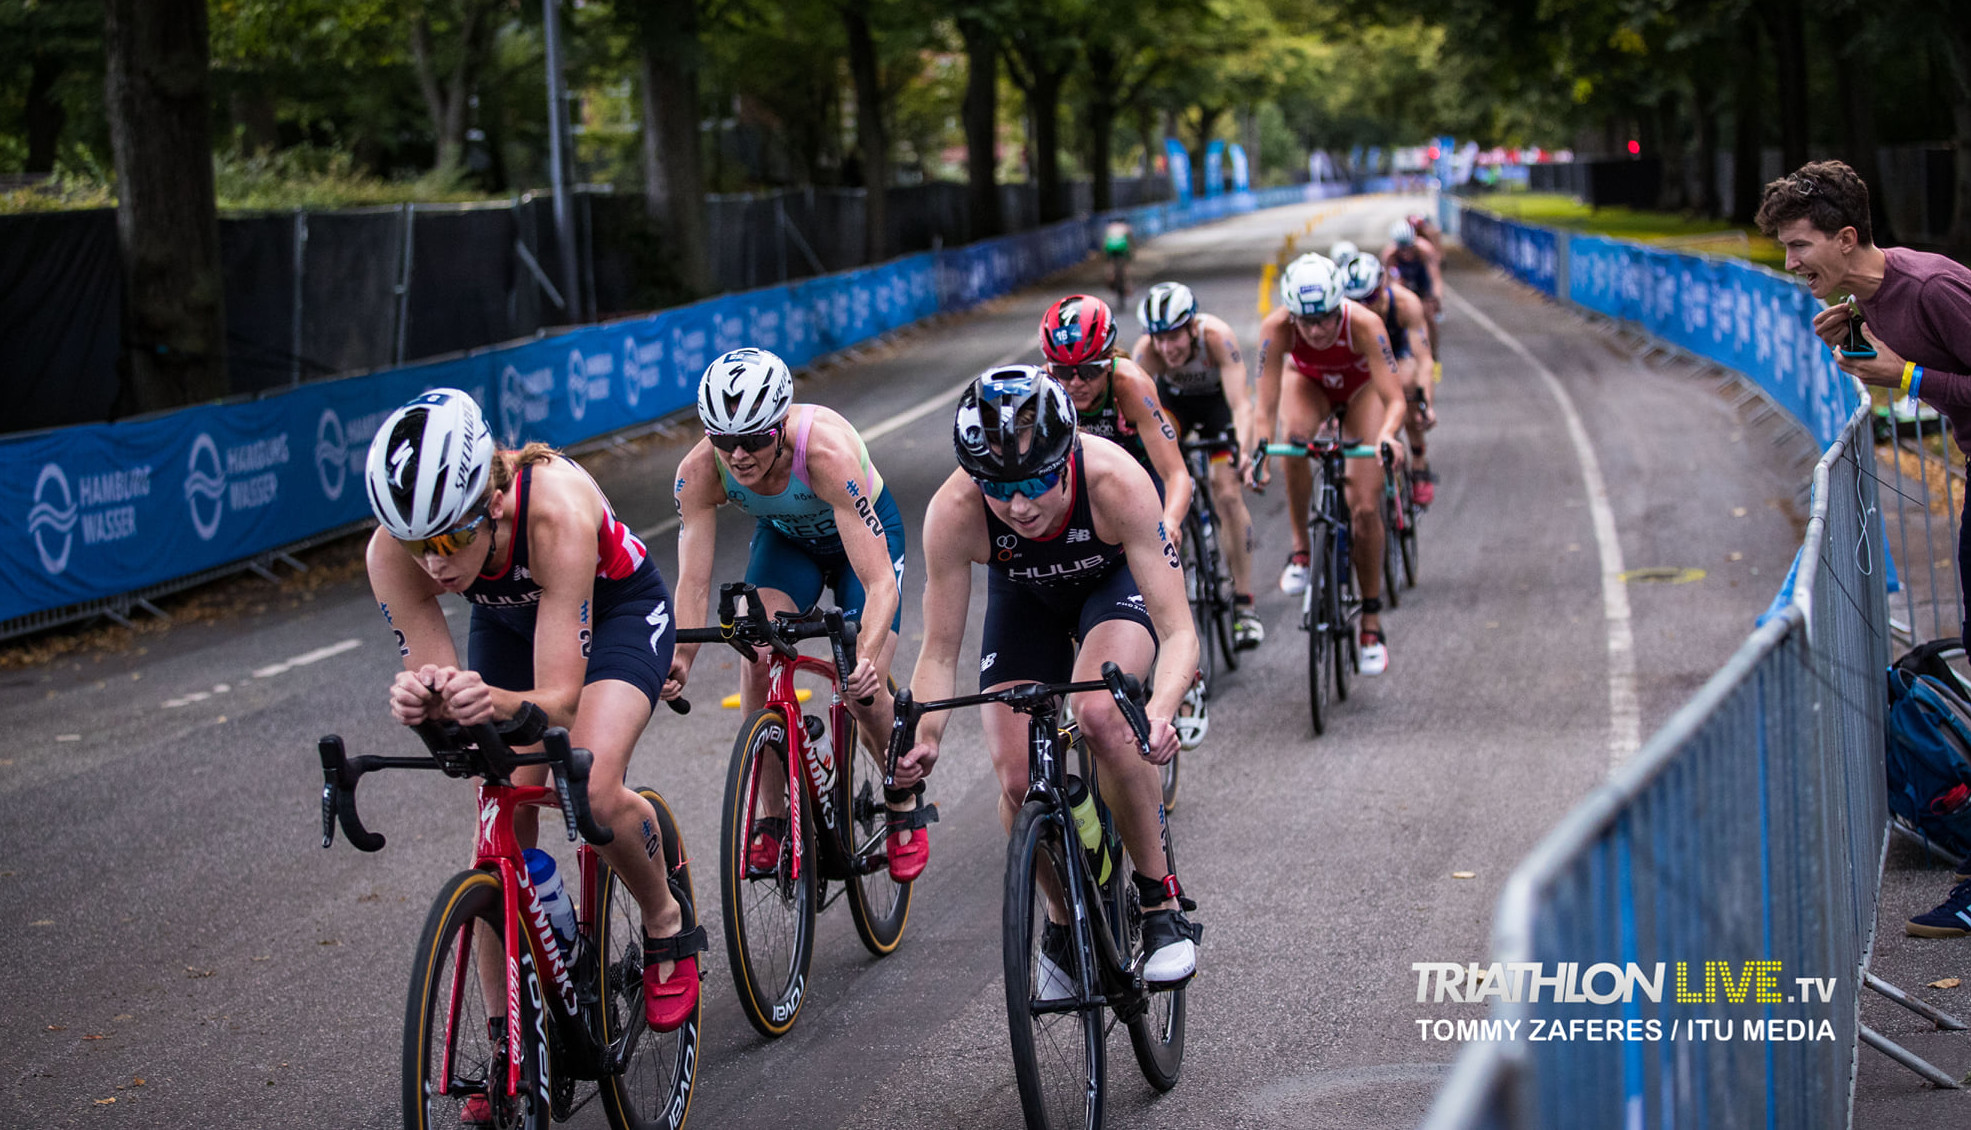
[1359,628,1389,676]
[1037,922,1075,1001]
[1279,552,1310,595]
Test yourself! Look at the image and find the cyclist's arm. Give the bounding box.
[1089,450,1197,727]
[1205,319,1255,455]
[805,424,901,672]
[1253,308,1292,450]
[1349,303,1407,451]
[1114,361,1191,533]
[1420,236,1445,298]
[908,472,984,752]
[1398,287,1435,379]
[365,528,460,671]
[1128,333,1160,375]
[669,440,725,680]
[505,467,602,727]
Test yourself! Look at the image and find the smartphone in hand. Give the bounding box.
[1840,296,1877,360]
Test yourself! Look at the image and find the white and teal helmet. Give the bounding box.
[1279,254,1343,318]
[1329,239,1360,261]
[365,388,494,541]
[1136,282,1198,334]
[1336,252,1384,302]
[1388,219,1417,246]
[697,348,793,434]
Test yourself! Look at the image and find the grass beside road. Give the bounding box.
[1470,192,1786,269]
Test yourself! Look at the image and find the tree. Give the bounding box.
[955,8,1003,237]
[0,0,102,174]
[407,0,503,176]
[103,0,226,411]
[841,0,890,260]
[622,0,712,293]
[1001,0,1078,222]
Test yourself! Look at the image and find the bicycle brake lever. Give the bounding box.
[884,688,919,789]
[827,610,875,706]
[1099,662,1153,758]
[665,697,691,715]
[546,728,615,846]
[318,735,386,852]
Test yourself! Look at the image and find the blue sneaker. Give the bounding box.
[1907,879,1971,938]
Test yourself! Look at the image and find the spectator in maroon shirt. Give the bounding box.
[1759,159,1971,938]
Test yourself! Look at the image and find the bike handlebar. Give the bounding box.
[675,582,871,705]
[317,701,615,853]
[883,661,1155,787]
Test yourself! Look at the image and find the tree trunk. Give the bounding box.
[1085,43,1117,212]
[1730,22,1764,224]
[1653,93,1688,211]
[958,16,1001,240]
[1939,24,1971,255]
[103,0,226,412]
[228,88,279,155]
[1835,46,1892,244]
[1693,77,1721,218]
[635,0,711,293]
[842,0,887,263]
[1759,0,1808,174]
[1188,104,1224,196]
[25,53,67,174]
[1029,68,1065,222]
[408,7,488,176]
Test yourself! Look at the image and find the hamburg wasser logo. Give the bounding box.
[185,431,291,541]
[29,463,77,575]
[501,364,553,444]
[565,347,612,422]
[621,335,663,410]
[316,409,347,500]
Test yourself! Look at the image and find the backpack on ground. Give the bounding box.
[1884,638,1971,857]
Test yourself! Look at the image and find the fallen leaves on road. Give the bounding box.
[185,966,214,979]
[45,1025,65,1031]
[1929,977,1961,989]
[1452,871,1477,879]
[93,1098,115,1105]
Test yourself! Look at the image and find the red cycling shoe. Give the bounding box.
[745,815,788,875]
[1411,470,1435,508]
[644,923,708,1033]
[459,1094,493,1126]
[884,786,939,882]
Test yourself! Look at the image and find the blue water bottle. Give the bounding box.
[523,848,581,958]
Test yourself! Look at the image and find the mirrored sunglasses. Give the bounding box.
[1048,361,1111,384]
[401,508,490,557]
[709,427,780,454]
[974,468,1065,502]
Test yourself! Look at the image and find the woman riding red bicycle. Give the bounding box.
[362,389,705,1045]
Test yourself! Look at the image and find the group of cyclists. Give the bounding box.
[356,209,1445,1122]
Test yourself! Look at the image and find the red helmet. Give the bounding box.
[1038,295,1117,366]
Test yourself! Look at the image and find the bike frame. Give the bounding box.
[750,647,859,883]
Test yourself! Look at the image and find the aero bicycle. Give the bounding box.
[677,582,914,1039]
[318,703,701,1130]
[887,662,1192,1130]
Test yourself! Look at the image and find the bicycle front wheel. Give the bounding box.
[404,869,548,1130]
[721,708,816,1038]
[597,787,701,1130]
[1330,530,1353,705]
[1181,511,1217,697]
[1305,523,1332,736]
[1399,483,1420,590]
[1381,497,1402,611]
[1005,800,1104,1130]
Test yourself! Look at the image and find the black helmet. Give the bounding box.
[953,366,1077,481]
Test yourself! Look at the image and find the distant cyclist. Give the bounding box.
[1129,280,1266,648]
[1250,253,1407,675]
[1039,294,1192,545]
[901,368,1202,988]
[362,389,703,1046]
[1336,252,1439,507]
[1102,217,1134,303]
[666,348,931,881]
[1384,217,1444,355]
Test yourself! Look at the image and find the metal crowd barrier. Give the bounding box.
[1424,401,1913,1127]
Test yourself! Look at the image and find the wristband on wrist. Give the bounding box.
[1898,361,1915,398]
[1911,366,1926,401]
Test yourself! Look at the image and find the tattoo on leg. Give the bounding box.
[642,818,661,862]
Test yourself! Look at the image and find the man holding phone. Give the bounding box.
[1757,160,1971,938]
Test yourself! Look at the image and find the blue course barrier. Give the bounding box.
[1458,207,1560,296]
[3,185,1341,627]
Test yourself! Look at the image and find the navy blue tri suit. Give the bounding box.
[978,442,1157,690]
[465,459,676,707]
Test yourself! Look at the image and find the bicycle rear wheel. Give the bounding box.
[404,869,548,1130]
[1005,800,1104,1130]
[1181,511,1217,697]
[1304,523,1332,736]
[720,708,816,1039]
[1399,485,1420,590]
[597,787,701,1130]
[1381,496,1402,611]
[1330,530,1353,705]
[1109,846,1186,1092]
[1198,510,1239,673]
[843,709,913,956]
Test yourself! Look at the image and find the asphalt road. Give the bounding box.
[0,195,1814,1129]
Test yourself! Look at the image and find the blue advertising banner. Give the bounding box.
[1567,235,1854,447]
[1164,139,1193,203]
[1459,207,1559,296]
[4,186,1330,623]
[1205,140,1226,197]
[1230,144,1251,192]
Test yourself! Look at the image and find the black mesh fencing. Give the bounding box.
[2,176,1176,433]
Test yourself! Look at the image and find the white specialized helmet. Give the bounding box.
[697,347,793,435]
[365,388,494,541]
[1278,253,1343,317]
[1136,281,1198,333]
[1329,239,1360,261]
[1336,252,1384,302]
[1388,219,1416,246]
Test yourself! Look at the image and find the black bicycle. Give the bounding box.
[887,663,1192,1130]
[1179,438,1241,680]
[1253,423,1376,736]
[318,703,701,1130]
[676,583,912,1040]
[1379,443,1420,607]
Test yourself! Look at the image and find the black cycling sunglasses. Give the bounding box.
[1048,361,1111,384]
[709,427,780,454]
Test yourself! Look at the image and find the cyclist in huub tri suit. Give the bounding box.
[1250,253,1408,675]
[1039,294,1191,545]
[1129,281,1266,649]
[1336,251,1439,507]
[902,368,1202,988]
[1384,217,1444,355]
[362,389,705,1064]
[665,348,931,881]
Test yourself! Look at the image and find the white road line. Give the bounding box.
[632,341,1032,542]
[252,638,363,680]
[1444,287,1641,769]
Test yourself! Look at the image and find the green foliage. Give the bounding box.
[1474,193,1786,266]
[210,143,491,209]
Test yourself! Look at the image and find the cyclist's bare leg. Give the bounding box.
[1341,390,1388,638]
[1066,620,1174,909]
[1398,357,1431,477]
[1277,376,1336,560]
[574,679,684,976]
[1210,455,1256,597]
[984,691,1070,922]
